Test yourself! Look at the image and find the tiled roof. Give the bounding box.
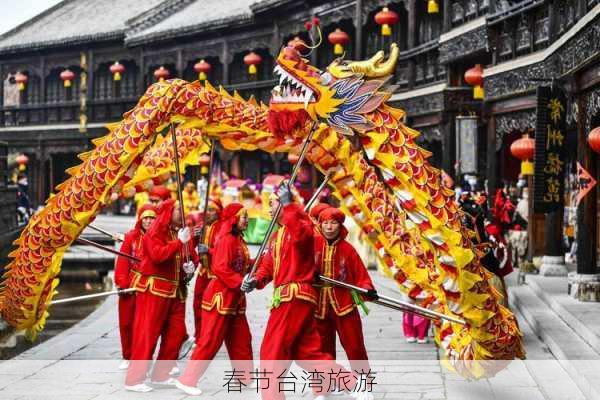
[125,0,259,45]
[0,0,166,54]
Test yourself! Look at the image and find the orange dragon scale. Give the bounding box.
[0,44,524,378]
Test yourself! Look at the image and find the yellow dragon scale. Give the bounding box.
[0,48,524,379]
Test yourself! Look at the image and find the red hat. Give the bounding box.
[216,203,245,238]
[309,203,330,220]
[137,203,157,220]
[149,185,171,201]
[319,207,345,224]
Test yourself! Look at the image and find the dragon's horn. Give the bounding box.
[348,43,399,78]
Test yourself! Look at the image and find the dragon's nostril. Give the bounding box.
[283,46,301,61]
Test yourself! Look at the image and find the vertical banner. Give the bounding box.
[533,85,566,213]
[455,116,478,175]
[79,52,88,133]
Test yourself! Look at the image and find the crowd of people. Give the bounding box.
[113,183,378,399]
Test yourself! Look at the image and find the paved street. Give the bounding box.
[0,244,589,400]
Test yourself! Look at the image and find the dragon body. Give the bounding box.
[0,43,523,377]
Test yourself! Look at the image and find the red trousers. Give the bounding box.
[178,308,253,387]
[193,274,211,340]
[315,307,370,373]
[260,300,355,400]
[118,293,136,360]
[125,291,188,385]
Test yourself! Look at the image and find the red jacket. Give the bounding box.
[115,229,144,289]
[314,234,374,319]
[202,231,250,315]
[198,220,221,278]
[255,204,318,306]
[132,200,199,299]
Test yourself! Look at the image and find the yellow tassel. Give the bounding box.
[18,83,25,91]
[248,64,257,75]
[521,160,534,176]
[382,24,392,36]
[64,80,72,88]
[473,85,484,99]
[113,72,121,81]
[201,166,208,174]
[334,43,344,55]
[428,0,439,14]
[199,72,207,81]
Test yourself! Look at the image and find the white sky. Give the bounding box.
[0,0,62,35]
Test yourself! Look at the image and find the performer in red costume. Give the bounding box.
[192,198,223,340]
[114,204,156,370]
[124,199,199,393]
[148,185,172,206]
[308,202,330,227]
[314,207,374,373]
[175,203,254,396]
[242,185,374,400]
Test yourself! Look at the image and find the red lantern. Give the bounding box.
[16,153,29,171]
[199,153,211,174]
[194,59,211,81]
[328,28,350,56]
[14,72,28,91]
[109,62,125,81]
[464,64,484,99]
[589,126,600,154]
[60,69,75,88]
[244,52,262,75]
[288,152,300,165]
[288,37,308,52]
[154,66,170,82]
[510,133,535,175]
[375,7,399,36]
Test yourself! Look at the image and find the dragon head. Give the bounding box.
[269,42,400,135]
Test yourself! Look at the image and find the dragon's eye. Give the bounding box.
[320,72,332,85]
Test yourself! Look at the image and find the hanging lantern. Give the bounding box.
[288,152,300,165]
[375,7,399,37]
[109,61,125,81]
[288,36,308,52]
[428,0,440,13]
[510,133,535,176]
[244,51,262,75]
[15,153,29,172]
[60,69,75,88]
[464,64,484,99]
[199,153,211,174]
[14,72,28,91]
[589,126,600,154]
[194,59,211,81]
[154,66,170,82]
[328,28,350,56]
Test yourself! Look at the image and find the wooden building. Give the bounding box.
[0,0,598,267]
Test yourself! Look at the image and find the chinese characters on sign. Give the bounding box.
[534,86,567,213]
[221,368,376,394]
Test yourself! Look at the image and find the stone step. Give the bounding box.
[508,276,600,400]
[527,275,600,355]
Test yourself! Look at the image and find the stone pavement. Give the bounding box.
[0,253,590,399]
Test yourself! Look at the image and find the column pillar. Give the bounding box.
[569,94,599,300]
[540,210,568,275]
[354,0,363,60]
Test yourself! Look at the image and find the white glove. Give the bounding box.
[276,184,292,206]
[183,261,195,274]
[178,227,191,244]
[240,274,257,293]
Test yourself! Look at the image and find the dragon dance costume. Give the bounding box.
[114,204,156,361]
[192,198,223,340]
[178,203,254,388]
[314,207,374,372]
[125,199,199,386]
